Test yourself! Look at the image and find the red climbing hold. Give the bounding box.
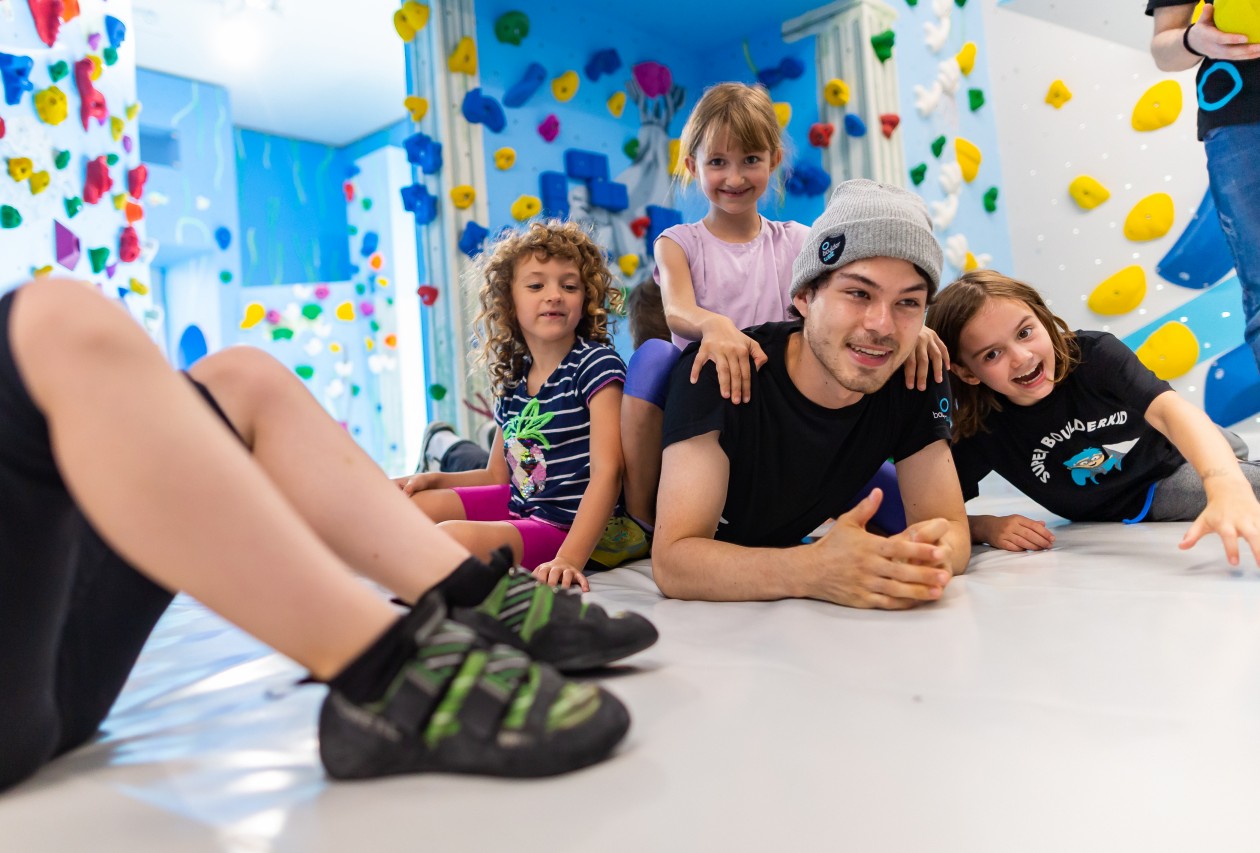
[127,163,147,199]
[343,181,355,202]
[118,225,140,262]
[808,122,835,148]
[83,156,112,205]
[417,285,439,306]
[0,115,5,139]
[27,0,65,47]
[630,215,650,239]
[879,113,900,139]
[74,57,107,130]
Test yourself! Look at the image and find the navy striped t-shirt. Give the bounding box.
[495,338,625,527]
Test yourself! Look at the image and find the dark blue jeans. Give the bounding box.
[1205,121,1260,373]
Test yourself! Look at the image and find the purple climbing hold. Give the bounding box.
[55,220,81,270]
[632,62,672,99]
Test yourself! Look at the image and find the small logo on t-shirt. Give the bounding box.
[818,233,846,265]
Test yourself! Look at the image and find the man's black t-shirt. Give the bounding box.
[660,320,953,548]
[1146,0,1260,140]
[951,331,1185,522]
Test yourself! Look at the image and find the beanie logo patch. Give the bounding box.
[818,233,845,266]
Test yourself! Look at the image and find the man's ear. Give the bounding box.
[791,290,809,319]
[950,362,982,386]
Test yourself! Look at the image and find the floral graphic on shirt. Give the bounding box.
[502,398,554,500]
[1062,446,1123,486]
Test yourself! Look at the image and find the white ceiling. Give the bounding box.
[999,0,1154,54]
[132,0,407,147]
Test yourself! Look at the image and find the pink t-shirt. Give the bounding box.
[655,216,811,349]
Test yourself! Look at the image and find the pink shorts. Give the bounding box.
[451,484,569,570]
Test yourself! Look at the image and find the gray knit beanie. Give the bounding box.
[790,179,942,299]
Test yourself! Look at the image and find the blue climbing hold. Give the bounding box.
[403,132,443,175]
[645,205,684,254]
[757,56,805,88]
[214,226,232,250]
[1204,343,1260,427]
[540,171,570,218]
[459,221,489,258]
[589,179,629,212]
[0,52,34,106]
[361,232,380,257]
[843,113,867,137]
[563,149,609,182]
[585,48,622,82]
[504,62,546,108]
[400,183,438,225]
[104,15,127,49]
[1155,189,1233,289]
[461,88,506,133]
[785,162,830,197]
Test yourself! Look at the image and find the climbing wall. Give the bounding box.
[984,0,1257,428]
[0,0,155,334]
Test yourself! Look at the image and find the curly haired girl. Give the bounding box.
[400,220,626,591]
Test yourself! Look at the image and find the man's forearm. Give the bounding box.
[1151,26,1201,71]
[652,535,815,602]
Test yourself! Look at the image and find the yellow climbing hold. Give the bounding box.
[87,55,102,80]
[494,148,516,170]
[1135,321,1199,380]
[448,36,476,75]
[963,252,979,272]
[394,2,430,40]
[510,195,541,221]
[551,70,579,102]
[1124,193,1175,241]
[110,115,124,142]
[28,171,50,195]
[7,158,32,181]
[824,78,850,108]
[1215,0,1260,40]
[618,254,640,277]
[126,102,141,121]
[336,301,357,321]
[404,95,428,123]
[773,103,791,129]
[129,278,149,295]
[955,137,981,183]
[1045,79,1072,109]
[607,91,626,118]
[669,139,682,176]
[1131,80,1182,131]
[33,265,53,278]
[34,86,68,125]
[1087,265,1146,315]
[450,185,475,209]
[956,42,977,76]
[240,302,266,330]
[330,342,343,354]
[365,337,375,352]
[1068,175,1111,210]
[112,193,127,210]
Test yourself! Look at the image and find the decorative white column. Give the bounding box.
[783,0,906,189]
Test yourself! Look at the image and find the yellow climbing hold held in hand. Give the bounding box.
[1087,265,1146,315]
[607,91,626,118]
[824,78,850,107]
[510,195,541,221]
[1068,175,1111,210]
[618,254,640,277]
[494,147,516,170]
[7,158,33,181]
[240,302,266,330]
[448,36,476,75]
[450,185,475,209]
[1215,0,1260,41]
[28,171,50,195]
[404,95,428,122]
[1136,321,1199,379]
[1045,79,1072,109]
[956,42,977,76]
[1124,193,1175,241]
[1131,80,1182,131]
[34,86,68,125]
[955,138,982,183]
[336,302,357,322]
[552,70,579,102]
[773,103,791,129]
[394,2,430,40]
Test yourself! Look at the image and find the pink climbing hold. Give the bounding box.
[314,284,331,300]
[74,57,107,129]
[28,0,65,48]
[632,61,672,98]
[359,301,375,317]
[83,156,112,204]
[127,163,147,199]
[265,309,282,325]
[55,220,81,270]
[537,114,559,142]
[0,115,5,139]
[118,225,140,262]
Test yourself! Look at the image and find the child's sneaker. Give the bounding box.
[451,564,658,672]
[319,593,630,779]
[588,516,651,570]
[418,421,456,472]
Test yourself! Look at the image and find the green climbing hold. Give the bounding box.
[623,139,640,161]
[983,187,999,213]
[64,196,83,218]
[909,163,927,186]
[1,205,21,228]
[219,270,233,283]
[106,153,119,166]
[362,198,372,211]
[88,247,110,273]
[301,303,323,320]
[355,283,366,295]
[103,47,118,66]
[48,60,68,82]
[348,224,358,235]
[494,10,529,45]
[931,135,947,158]
[271,327,294,341]
[54,150,71,170]
[369,319,380,333]
[870,30,895,63]
[386,296,395,306]
[429,383,447,400]
[295,365,314,380]
[905,0,918,5]
[968,89,985,112]
[351,384,361,396]
[954,0,967,6]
